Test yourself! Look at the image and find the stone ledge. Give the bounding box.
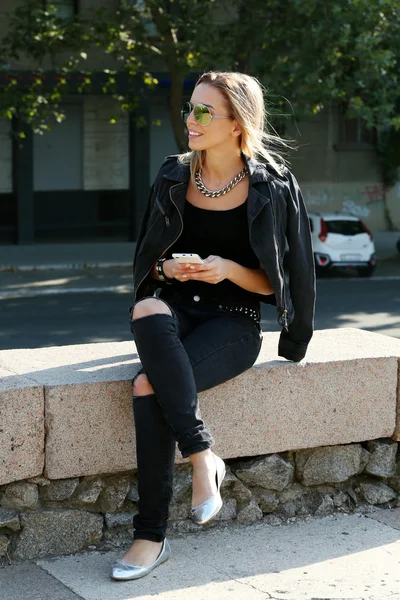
[0,368,44,486]
[0,328,399,482]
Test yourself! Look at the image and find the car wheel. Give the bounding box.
[315,265,328,278]
[358,265,375,278]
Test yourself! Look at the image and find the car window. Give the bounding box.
[325,220,365,235]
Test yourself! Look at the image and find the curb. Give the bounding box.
[0,262,132,273]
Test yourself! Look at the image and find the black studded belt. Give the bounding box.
[160,289,261,323]
[217,302,260,323]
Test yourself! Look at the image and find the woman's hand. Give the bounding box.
[173,255,232,284]
[161,258,211,282]
[162,256,273,295]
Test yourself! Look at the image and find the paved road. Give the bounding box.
[0,259,399,350]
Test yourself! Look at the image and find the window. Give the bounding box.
[325,220,365,236]
[43,0,78,21]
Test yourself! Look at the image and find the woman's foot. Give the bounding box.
[121,539,163,567]
[111,539,171,581]
[190,449,219,508]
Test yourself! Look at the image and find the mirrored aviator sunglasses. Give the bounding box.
[181,102,213,126]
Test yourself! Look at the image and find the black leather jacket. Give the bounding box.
[132,154,316,362]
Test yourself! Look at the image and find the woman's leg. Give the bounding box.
[121,372,174,566]
[181,312,262,507]
[130,298,214,457]
[124,299,261,565]
[124,296,203,566]
[131,376,175,544]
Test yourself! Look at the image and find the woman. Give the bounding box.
[111,71,315,581]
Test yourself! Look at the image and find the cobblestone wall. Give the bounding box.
[1,439,399,562]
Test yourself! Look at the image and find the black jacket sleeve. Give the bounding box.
[133,183,154,279]
[278,170,316,362]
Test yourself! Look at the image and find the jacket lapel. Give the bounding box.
[162,154,273,223]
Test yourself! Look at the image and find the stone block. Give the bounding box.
[0,368,44,485]
[0,341,142,478]
[96,475,131,512]
[359,482,397,505]
[0,509,20,531]
[263,514,283,526]
[172,465,192,502]
[1,482,39,510]
[365,439,398,478]
[256,491,279,513]
[44,380,136,478]
[14,510,103,560]
[388,458,400,492]
[314,494,335,516]
[71,476,104,507]
[332,490,350,509]
[236,499,263,524]
[39,478,80,502]
[0,534,10,558]
[221,470,252,507]
[127,482,139,503]
[234,455,293,490]
[395,359,400,441]
[214,498,237,521]
[105,513,133,529]
[296,444,364,486]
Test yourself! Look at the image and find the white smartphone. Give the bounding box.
[172,253,205,264]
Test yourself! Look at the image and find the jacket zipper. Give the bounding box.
[155,195,170,227]
[134,183,183,301]
[268,184,288,332]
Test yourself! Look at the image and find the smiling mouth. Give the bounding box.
[188,131,202,138]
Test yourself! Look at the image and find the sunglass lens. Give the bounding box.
[181,102,191,123]
[194,104,212,126]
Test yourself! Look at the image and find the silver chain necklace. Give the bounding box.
[195,166,248,198]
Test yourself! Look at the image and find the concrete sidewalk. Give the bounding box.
[0,231,399,271]
[0,242,135,272]
[1,509,400,600]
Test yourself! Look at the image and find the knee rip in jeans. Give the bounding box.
[132,372,154,397]
[131,298,172,321]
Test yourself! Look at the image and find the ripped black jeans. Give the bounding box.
[129,292,263,542]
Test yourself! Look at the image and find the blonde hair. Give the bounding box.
[178,71,293,180]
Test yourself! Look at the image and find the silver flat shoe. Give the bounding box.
[110,538,171,581]
[191,453,226,525]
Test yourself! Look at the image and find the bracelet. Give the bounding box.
[155,258,172,284]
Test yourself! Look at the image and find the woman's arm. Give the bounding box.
[150,257,195,282]
[224,260,274,295]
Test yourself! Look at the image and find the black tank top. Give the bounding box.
[166,200,260,305]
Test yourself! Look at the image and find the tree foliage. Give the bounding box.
[1,0,400,211]
[0,0,88,135]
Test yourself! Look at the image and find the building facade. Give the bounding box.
[1,0,399,246]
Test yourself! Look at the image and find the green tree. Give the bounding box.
[89,0,224,151]
[0,0,88,135]
[1,0,400,226]
[214,0,400,227]
[0,0,223,148]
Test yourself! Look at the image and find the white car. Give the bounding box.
[308,212,376,277]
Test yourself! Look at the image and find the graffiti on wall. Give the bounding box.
[304,183,386,217]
